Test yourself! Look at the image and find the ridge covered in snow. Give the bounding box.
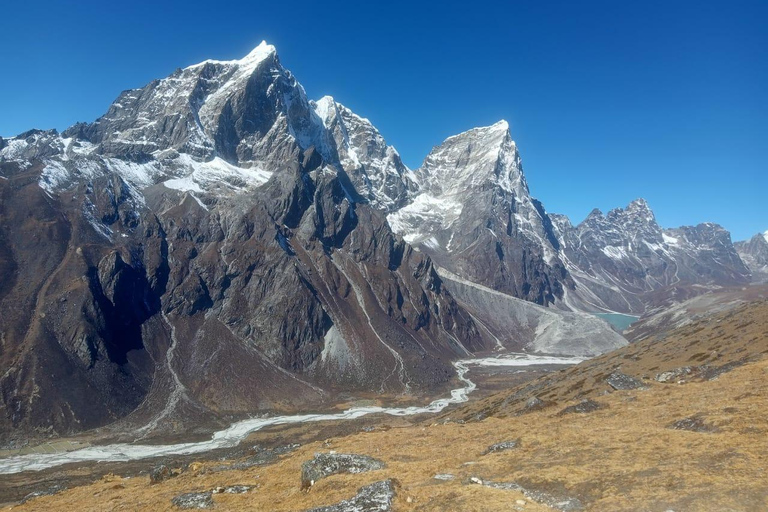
[0,42,751,313]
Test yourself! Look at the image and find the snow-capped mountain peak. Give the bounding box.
[387,119,569,304]
[414,120,525,199]
[186,40,277,71]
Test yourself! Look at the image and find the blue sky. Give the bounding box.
[1,0,765,239]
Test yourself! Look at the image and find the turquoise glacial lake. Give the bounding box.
[592,312,640,332]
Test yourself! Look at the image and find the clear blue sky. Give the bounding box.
[1,0,765,240]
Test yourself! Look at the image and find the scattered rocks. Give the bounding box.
[149,464,173,485]
[524,396,546,411]
[605,370,646,390]
[512,396,550,416]
[301,453,386,489]
[433,473,455,481]
[483,439,520,455]
[222,485,252,494]
[469,476,484,485]
[557,399,606,416]
[209,443,300,473]
[211,485,252,494]
[171,491,213,509]
[483,481,584,511]
[655,367,694,383]
[20,484,66,504]
[669,415,720,433]
[700,360,747,381]
[656,360,748,384]
[305,479,398,512]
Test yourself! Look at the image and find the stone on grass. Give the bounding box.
[171,491,213,509]
[305,479,397,512]
[301,453,385,489]
[483,439,519,455]
[149,464,172,485]
[605,370,646,390]
[557,399,605,416]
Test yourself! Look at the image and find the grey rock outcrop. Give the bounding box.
[171,491,214,509]
[669,415,720,433]
[149,464,173,484]
[605,370,646,391]
[557,399,606,416]
[483,440,519,455]
[301,453,386,489]
[305,479,397,512]
[482,480,584,511]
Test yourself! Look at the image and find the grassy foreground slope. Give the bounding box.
[9,300,768,511]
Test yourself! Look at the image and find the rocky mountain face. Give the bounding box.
[312,96,418,213]
[549,200,751,314]
[0,39,748,444]
[380,127,749,315]
[735,231,768,282]
[0,43,627,444]
[387,122,570,306]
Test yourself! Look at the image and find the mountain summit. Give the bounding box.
[388,120,568,305]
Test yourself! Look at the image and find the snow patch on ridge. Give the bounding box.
[163,154,272,193]
[662,233,680,246]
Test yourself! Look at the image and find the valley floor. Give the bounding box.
[4,300,768,511]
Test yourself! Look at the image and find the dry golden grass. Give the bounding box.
[7,301,768,511]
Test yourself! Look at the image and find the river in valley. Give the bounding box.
[0,353,583,475]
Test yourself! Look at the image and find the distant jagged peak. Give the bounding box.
[549,213,574,230]
[585,208,605,220]
[610,197,653,214]
[604,198,658,227]
[624,197,653,214]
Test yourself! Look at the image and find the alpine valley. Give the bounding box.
[0,41,760,459]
